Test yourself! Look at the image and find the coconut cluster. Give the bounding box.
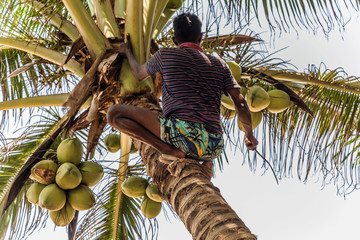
[121,176,163,219]
[26,137,104,227]
[222,62,292,132]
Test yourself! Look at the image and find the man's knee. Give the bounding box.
[106,104,126,126]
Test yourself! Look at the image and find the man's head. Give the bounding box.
[173,13,202,45]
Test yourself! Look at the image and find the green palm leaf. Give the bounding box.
[189,0,359,34]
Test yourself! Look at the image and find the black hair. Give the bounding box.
[173,13,202,44]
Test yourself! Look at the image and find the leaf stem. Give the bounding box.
[62,0,110,59]
[113,134,132,240]
[0,94,91,111]
[94,0,120,38]
[0,37,84,77]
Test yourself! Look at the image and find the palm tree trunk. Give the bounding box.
[128,96,257,240]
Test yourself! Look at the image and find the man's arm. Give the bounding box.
[115,38,149,81]
[227,88,258,150]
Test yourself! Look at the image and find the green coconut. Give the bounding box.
[266,89,291,113]
[78,161,104,187]
[220,105,237,119]
[245,85,270,112]
[30,160,59,185]
[55,163,82,190]
[67,185,96,211]
[237,111,263,131]
[57,138,83,165]
[38,183,66,211]
[49,202,75,227]
[104,133,121,153]
[220,95,235,110]
[141,196,162,219]
[226,61,242,83]
[145,184,163,202]
[121,176,149,198]
[26,183,46,205]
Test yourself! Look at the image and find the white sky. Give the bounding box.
[24,6,360,240]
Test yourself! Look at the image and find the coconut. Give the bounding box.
[57,138,83,165]
[104,133,121,153]
[266,89,291,113]
[237,111,263,131]
[49,202,75,227]
[38,183,66,211]
[226,61,242,83]
[145,184,163,203]
[26,183,46,205]
[30,160,59,185]
[55,163,82,190]
[141,196,162,219]
[67,185,96,211]
[121,176,149,198]
[245,85,270,112]
[220,95,235,110]
[220,105,237,119]
[78,161,104,187]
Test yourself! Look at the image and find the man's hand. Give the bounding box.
[245,134,258,151]
[112,35,149,81]
[113,35,132,57]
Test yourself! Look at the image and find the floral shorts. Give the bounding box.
[158,116,224,161]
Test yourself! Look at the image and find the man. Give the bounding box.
[107,13,258,182]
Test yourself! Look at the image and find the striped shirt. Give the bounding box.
[146,42,239,133]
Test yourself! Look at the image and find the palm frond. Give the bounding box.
[188,0,358,34]
[0,0,70,41]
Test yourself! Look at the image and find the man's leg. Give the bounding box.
[106,104,185,159]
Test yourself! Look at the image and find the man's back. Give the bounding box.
[146,43,239,133]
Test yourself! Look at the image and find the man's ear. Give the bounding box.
[172,36,179,46]
[196,33,203,44]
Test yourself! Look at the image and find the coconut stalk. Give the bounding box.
[20,0,80,41]
[0,94,91,111]
[143,0,169,59]
[153,0,185,39]
[112,133,132,240]
[114,0,126,18]
[94,0,120,38]
[0,37,84,77]
[61,0,110,60]
[119,0,144,95]
[257,69,360,94]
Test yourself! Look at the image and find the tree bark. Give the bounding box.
[130,96,257,240]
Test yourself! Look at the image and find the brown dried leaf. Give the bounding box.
[85,114,107,160]
[63,51,107,117]
[63,36,85,66]
[202,34,262,48]
[8,60,46,78]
